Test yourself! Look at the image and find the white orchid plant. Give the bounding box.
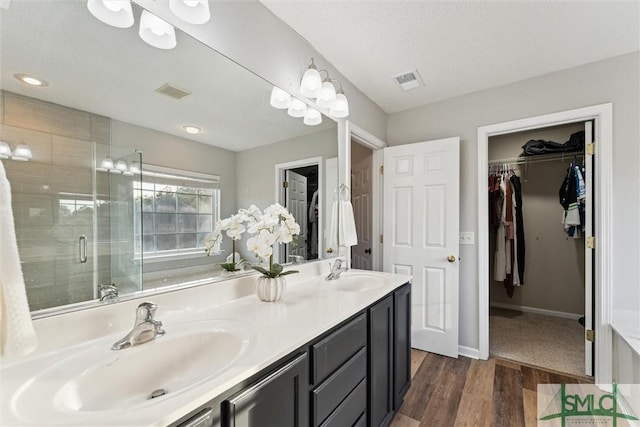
[204,204,301,278]
[204,213,247,272]
[241,203,301,278]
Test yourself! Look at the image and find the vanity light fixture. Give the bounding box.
[0,141,12,159]
[270,86,291,109]
[169,0,211,25]
[303,107,322,126]
[115,159,130,174]
[316,73,337,109]
[139,10,177,50]
[287,98,307,118]
[14,73,48,87]
[97,156,115,172]
[86,0,134,28]
[299,58,350,118]
[300,58,322,99]
[11,144,33,161]
[183,125,202,135]
[128,161,141,175]
[329,83,349,119]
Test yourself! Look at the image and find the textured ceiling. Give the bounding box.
[260,0,640,114]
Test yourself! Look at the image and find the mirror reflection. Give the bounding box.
[0,1,338,315]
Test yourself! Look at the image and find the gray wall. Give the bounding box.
[488,123,585,315]
[235,126,338,261]
[388,52,640,350]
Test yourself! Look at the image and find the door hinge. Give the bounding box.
[586,329,595,342]
[587,236,595,249]
[282,181,289,189]
[380,165,384,175]
[586,143,595,155]
[380,235,384,244]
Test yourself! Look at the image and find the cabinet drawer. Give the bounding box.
[319,379,367,427]
[312,313,367,383]
[313,347,367,426]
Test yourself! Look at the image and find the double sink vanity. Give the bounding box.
[0,262,412,427]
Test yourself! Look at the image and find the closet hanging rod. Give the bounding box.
[488,152,585,166]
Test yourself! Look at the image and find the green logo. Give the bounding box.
[538,384,639,426]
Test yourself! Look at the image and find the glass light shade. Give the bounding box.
[303,108,322,126]
[12,144,32,161]
[128,162,141,174]
[0,141,11,159]
[270,86,291,109]
[287,98,307,118]
[139,10,177,50]
[99,157,114,171]
[329,92,349,118]
[316,80,337,109]
[169,0,211,25]
[300,67,322,98]
[115,159,129,174]
[87,0,134,28]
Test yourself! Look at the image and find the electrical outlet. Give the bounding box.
[459,232,475,245]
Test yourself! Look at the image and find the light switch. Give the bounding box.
[459,232,475,245]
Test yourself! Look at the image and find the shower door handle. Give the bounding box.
[79,235,88,263]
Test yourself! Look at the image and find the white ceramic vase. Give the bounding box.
[256,276,286,302]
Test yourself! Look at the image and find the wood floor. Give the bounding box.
[390,349,592,427]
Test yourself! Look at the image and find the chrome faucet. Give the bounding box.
[99,283,119,302]
[111,302,165,350]
[325,259,347,281]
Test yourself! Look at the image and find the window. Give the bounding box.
[134,165,220,259]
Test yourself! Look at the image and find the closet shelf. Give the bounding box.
[488,151,585,166]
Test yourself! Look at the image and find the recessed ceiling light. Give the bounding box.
[15,73,48,87]
[183,125,201,135]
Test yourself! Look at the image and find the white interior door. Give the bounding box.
[351,153,373,270]
[584,121,594,376]
[383,137,460,358]
[285,170,307,259]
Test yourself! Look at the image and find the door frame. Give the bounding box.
[477,103,613,384]
[274,157,323,263]
[350,122,386,271]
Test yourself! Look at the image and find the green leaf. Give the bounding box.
[272,263,284,276]
[251,265,270,276]
[279,270,299,276]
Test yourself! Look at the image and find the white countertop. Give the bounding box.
[0,265,411,426]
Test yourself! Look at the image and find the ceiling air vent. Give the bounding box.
[155,83,192,100]
[392,69,425,91]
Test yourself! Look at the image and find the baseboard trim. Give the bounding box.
[458,345,480,360]
[490,302,583,321]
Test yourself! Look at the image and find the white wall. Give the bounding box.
[133,0,387,143]
[388,52,640,350]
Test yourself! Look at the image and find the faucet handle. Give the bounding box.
[136,301,158,321]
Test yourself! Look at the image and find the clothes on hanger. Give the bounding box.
[489,166,526,298]
[559,159,586,238]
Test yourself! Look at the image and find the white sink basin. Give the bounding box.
[324,272,386,292]
[11,319,250,422]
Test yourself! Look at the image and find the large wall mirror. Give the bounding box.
[0,1,338,316]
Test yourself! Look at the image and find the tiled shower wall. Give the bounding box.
[0,90,111,311]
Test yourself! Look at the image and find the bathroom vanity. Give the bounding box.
[0,265,411,427]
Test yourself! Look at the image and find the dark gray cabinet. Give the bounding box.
[311,313,367,426]
[172,282,411,427]
[368,295,394,427]
[221,353,308,427]
[393,283,411,410]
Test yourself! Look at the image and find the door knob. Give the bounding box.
[365,248,372,254]
[447,255,456,263]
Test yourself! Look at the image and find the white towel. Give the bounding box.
[0,161,37,358]
[327,200,358,250]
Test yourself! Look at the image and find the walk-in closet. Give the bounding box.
[487,121,592,378]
